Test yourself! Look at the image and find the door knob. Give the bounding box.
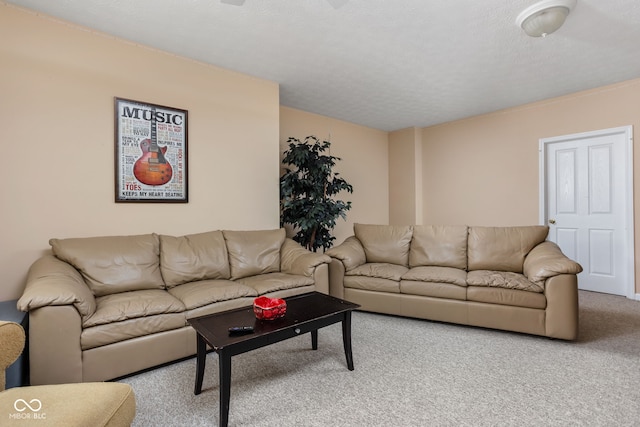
[549,219,556,224]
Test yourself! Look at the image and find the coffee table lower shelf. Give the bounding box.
[187,292,360,427]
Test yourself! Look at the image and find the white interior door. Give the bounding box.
[540,126,634,298]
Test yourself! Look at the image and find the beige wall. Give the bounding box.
[420,78,640,294]
[279,107,389,247]
[389,127,422,225]
[0,4,280,300]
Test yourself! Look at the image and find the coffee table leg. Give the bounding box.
[311,329,318,350]
[342,311,355,371]
[219,350,232,427]
[194,334,206,395]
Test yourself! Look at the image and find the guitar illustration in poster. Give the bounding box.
[133,107,173,186]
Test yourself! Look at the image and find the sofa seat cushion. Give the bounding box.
[467,286,547,309]
[409,225,468,269]
[400,280,467,300]
[467,270,544,293]
[81,313,186,350]
[401,266,467,287]
[354,224,413,267]
[344,276,400,293]
[346,263,408,281]
[185,297,256,319]
[343,262,405,294]
[49,234,164,297]
[236,272,315,295]
[159,231,230,287]
[168,279,258,310]
[84,289,185,328]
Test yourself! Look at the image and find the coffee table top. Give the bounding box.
[187,292,359,350]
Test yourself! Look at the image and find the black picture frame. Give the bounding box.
[114,97,188,203]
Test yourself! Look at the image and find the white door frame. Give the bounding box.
[538,125,636,300]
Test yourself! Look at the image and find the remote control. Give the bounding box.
[228,326,254,335]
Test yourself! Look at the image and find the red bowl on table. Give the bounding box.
[253,296,287,320]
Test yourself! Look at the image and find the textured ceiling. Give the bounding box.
[6,0,640,131]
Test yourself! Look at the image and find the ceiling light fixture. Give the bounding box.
[516,0,577,37]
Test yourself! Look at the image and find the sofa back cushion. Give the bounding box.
[354,224,413,267]
[223,229,285,280]
[49,234,164,297]
[159,231,230,288]
[467,226,549,273]
[409,225,468,269]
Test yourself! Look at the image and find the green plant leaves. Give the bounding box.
[280,136,353,252]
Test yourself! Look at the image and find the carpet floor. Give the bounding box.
[119,290,640,426]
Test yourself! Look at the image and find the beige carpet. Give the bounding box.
[120,291,640,426]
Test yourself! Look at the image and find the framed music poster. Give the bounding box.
[114,97,188,203]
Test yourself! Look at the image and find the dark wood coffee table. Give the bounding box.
[187,291,360,427]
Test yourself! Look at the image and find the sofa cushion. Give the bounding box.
[354,223,413,267]
[466,286,547,309]
[346,263,409,281]
[223,229,285,280]
[50,234,164,297]
[343,276,400,293]
[236,272,315,295]
[400,281,467,300]
[81,313,186,350]
[168,279,258,310]
[159,231,230,288]
[83,289,186,328]
[467,270,544,293]
[402,266,467,287]
[467,226,549,273]
[409,225,468,269]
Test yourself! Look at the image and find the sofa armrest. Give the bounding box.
[280,238,331,277]
[28,305,84,385]
[17,255,96,319]
[544,274,579,340]
[523,241,582,287]
[325,236,366,271]
[325,236,366,299]
[328,259,346,298]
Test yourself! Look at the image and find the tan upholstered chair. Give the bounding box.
[0,320,136,426]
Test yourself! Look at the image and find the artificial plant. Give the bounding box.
[280,136,353,252]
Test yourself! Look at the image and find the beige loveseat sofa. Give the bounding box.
[18,228,330,385]
[326,224,582,340]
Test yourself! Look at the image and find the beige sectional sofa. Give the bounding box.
[17,228,330,385]
[326,224,583,340]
